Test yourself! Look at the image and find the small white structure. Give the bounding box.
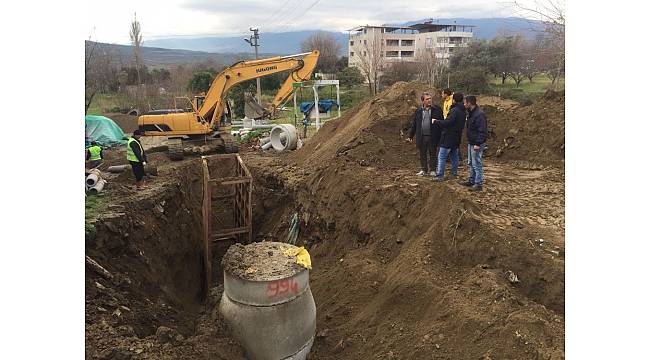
[292,80,341,130]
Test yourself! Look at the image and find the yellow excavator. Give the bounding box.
[137,50,320,159]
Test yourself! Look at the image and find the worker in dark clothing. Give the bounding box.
[126,130,147,189]
[408,92,444,176]
[86,141,103,169]
[459,95,488,192]
[432,93,466,181]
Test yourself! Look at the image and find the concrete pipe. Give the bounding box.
[107,165,129,173]
[270,124,298,152]
[259,136,271,145]
[88,179,107,193]
[86,173,100,187]
[261,141,273,150]
[220,242,316,360]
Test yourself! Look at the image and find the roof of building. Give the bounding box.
[348,20,475,33]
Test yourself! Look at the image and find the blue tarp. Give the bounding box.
[299,100,339,115]
[85,115,127,147]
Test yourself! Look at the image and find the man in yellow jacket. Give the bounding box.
[442,88,453,119]
[126,130,148,189]
[86,141,103,169]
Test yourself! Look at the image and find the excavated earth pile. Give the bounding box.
[85,81,565,359]
[245,81,565,359]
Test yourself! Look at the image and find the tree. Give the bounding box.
[335,56,349,72]
[353,33,385,94]
[382,62,419,86]
[129,13,143,85]
[512,0,565,89]
[415,46,440,87]
[336,66,364,87]
[188,70,216,93]
[300,31,342,73]
[448,66,489,93]
[85,40,119,114]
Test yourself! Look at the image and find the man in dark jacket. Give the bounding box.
[433,93,465,181]
[408,92,444,176]
[459,95,488,191]
[126,130,148,189]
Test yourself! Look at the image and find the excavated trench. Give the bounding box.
[86,154,564,359]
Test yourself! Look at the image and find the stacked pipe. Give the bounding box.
[85,169,107,193]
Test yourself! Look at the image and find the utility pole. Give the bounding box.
[245,27,262,105]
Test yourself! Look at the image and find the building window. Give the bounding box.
[364,39,367,45]
[350,52,354,56]
[363,28,367,34]
[386,51,399,57]
[425,38,433,48]
[438,37,448,43]
[386,39,399,46]
[363,51,367,56]
[401,51,414,57]
[401,39,414,46]
[350,41,354,46]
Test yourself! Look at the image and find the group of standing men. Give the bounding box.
[408,89,488,192]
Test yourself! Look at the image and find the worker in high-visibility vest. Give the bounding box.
[126,130,148,189]
[86,141,103,169]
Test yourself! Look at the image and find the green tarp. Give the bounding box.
[85,115,127,147]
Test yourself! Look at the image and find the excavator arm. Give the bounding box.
[198,50,320,127]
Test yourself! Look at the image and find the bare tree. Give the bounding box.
[129,13,143,85]
[300,31,342,73]
[415,46,439,87]
[85,39,119,114]
[353,33,385,94]
[512,0,565,89]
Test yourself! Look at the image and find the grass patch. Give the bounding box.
[486,74,564,105]
[85,192,106,235]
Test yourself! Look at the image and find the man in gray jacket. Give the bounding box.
[408,92,444,176]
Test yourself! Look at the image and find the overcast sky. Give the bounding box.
[86,0,537,44]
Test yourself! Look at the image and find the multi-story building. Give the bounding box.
[347,19,474,73]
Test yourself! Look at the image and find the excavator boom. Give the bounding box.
[198,50,320,126]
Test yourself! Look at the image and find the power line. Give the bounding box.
[275,0,323,30]
[260,0,296,29]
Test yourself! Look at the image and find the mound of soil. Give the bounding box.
[222,242,304,281]
[242,81,565,359]
[289,82,564,170]
[105,113,138,134]
[485,90,565,164]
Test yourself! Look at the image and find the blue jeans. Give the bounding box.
[467,143,485,185]
[436,146,459,177]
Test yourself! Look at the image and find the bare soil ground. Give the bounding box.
[85,81,564,359]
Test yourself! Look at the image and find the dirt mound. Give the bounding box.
[289,81,436,170]
[105,113,138,133]
[290,82,564,170]
[241,81,565,359]
[246,156,565,359]
[485,90,565,164]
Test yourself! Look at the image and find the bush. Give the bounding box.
[188,70,216,93]
[336,67,364,87]
[381,62,419,86]
[496,88,535,105]
[448,66,490,94]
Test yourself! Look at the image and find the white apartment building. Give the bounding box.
[347,20,474,70]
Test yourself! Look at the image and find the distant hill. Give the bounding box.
[86,41,271,67]
[143,18,543,55]
[144,30,348,56]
